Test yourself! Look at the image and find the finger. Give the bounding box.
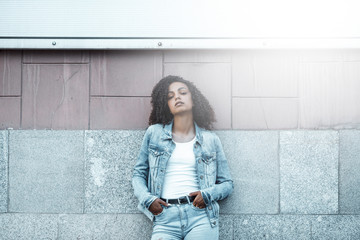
[188,191,199,197]
[158,199,169,207]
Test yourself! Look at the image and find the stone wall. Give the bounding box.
[1,129,360,239]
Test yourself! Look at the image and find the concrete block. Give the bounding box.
[234,215,311,240]
[312,215,360,239]
[164,63,231,129]
[164,50,231,63]
[232,50,299,97]
[9,131,84,213]
[0,131,8,212]
[23,50,89,63]
[216,131,279,214]
[299,62,360,129]
[90,97,151,130]
[84,130,144,213]
[0,213,58,239]
[219,215,233,240]
[0,97,21,129]
[339,130,360,213]
[232,98,298,130]
[21,64,89,130]
[90,50,163,96]
[58,214,152,239]
[280,131,338,214]
[299,49,345,62]
[0,50,21,96]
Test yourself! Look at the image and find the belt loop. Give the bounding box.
[177,198,181,204]
[166,198,169,204]
[185,195,190,204]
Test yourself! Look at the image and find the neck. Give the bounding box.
[172,112,195,140]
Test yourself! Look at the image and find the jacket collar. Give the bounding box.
[162,119,203,145]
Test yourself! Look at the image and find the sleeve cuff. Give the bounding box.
[200,190,211,205]
[144,195,158,209]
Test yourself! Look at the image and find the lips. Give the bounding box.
[175,101,184,106]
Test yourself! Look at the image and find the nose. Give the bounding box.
[175,94,181,101]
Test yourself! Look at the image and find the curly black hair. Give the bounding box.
[149,75,216,130]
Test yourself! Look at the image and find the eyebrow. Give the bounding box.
[168,87,187,94]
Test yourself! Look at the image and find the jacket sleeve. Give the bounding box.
[200,134,234,205]
[132,126,158,209]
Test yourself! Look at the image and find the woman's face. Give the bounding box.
[167,81,194,116]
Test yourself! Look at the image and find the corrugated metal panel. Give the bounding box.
[1,0,360,49]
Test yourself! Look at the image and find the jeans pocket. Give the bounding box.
[190,203,206,211]
[154,206,166,219]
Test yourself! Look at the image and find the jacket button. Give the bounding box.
[200,175,204,180]
[212,221,216,225]
[208,206,212,210]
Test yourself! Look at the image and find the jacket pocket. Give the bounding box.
[202,152,217,175]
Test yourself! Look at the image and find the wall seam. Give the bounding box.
[278,130,281,215]
[310,215,313,240]
[162,50,165,77]
[230,52,233,130]
[232,214,234,240]
[20,50,23,128]
[56,214,60,240]
[338,130,341,214]
[88,51,92,130]
[6,130,10,213]
[297,55,301,130]
[82,130,86,214]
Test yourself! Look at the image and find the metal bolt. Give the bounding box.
[52,41,56,46]
[158,42,162,46]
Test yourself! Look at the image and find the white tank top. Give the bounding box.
[161,136,200,199]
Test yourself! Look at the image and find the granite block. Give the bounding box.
[0,97,21,129]
[23,50,89,63]
[232,98,298,130]
[0,131,8,212]
[0,213,58,239]
[339,130,360,213]
[215,131,279,214]
[90,50,163,96]
[84,130,144,213]
[58,214,152,239]
[90,97,151,130]
[219,214,233,240]
[311,215,360,240]
[9,130,84,213]
[164,63,231,129]
[234,215,311,240]
[0,50,22,96]
[22,64,89,129]
[280,131,338,214]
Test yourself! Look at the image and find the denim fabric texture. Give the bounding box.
[132,120,234,228]
[151,202,219,239]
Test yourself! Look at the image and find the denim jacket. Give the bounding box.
[132,120,233,228]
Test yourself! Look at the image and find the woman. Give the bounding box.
[132,75,233,240]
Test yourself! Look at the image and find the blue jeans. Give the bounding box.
[151,203,219,240]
